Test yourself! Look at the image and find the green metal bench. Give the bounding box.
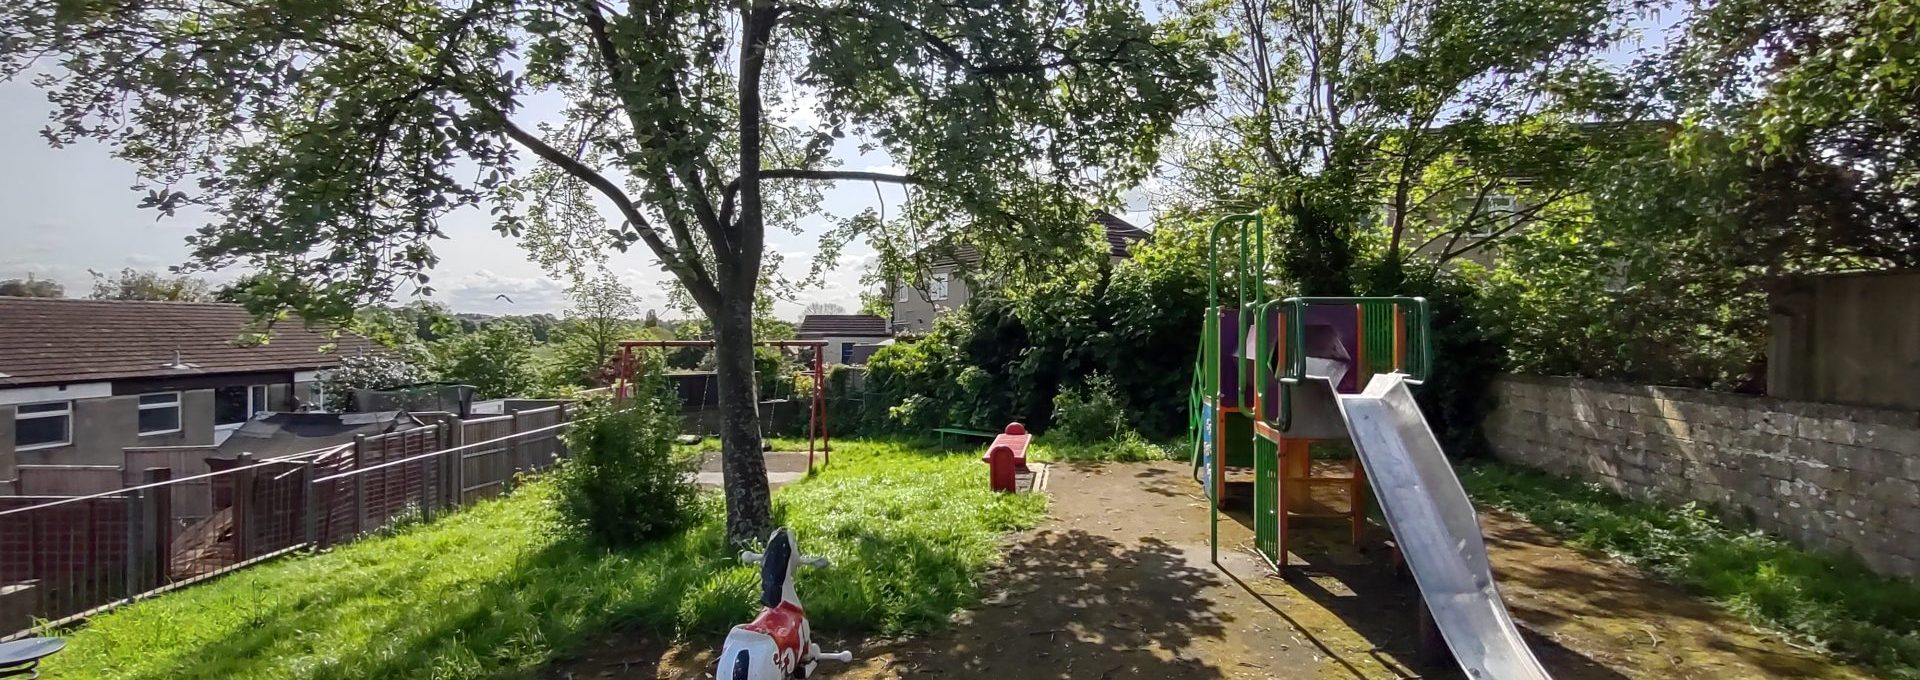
[932,427,997,448]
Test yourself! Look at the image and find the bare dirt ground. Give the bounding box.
[694,451,816,489]
[548,460,1866,680]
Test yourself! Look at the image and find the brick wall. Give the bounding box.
[1486,374,1920,578]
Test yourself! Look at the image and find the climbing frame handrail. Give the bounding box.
[1205,212,1265,403]
[1278,297,1432,385]
[1240,296,1433,431]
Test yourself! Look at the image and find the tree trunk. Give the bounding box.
[712,294,772,547]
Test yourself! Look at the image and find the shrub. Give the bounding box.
[318,353,429,411]
[823,364,869,437]
[1360,264,1510,458]
[551,394,700,547]
[432,321,538,399]
[1049,374,1129,443]
[1038,429,1172,462]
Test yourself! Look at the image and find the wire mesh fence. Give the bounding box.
[0,408,575,640]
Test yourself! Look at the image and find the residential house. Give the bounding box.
[889,210,1152,333]
[796,315,893,365]
[0,298,375,492]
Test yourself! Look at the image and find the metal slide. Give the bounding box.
[1334,373,1551,680]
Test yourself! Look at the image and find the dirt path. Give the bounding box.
[830,460,1864,680]
[550,460,1865,679]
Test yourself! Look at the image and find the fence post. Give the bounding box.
[144,467,172,588]
[418,451,436,524]
[556,402,570,461]
[301,459,320,549]
[125,483,146,598]
[508,410,526,491]
[352,435,368,537]
[439,419,460,512]
[232,453,256,561]
[448,420,467,508]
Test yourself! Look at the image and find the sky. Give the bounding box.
[0,73,1159,320]
[0,4,1670,321]
[0,78,869,318]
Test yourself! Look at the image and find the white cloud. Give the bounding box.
[438,268,568,315]
[771,89,824,130]
[769,249,877,320]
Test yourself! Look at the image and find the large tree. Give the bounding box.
[4,0,1210,543]
[0,276,64,298]
[1161,0,1635,277]
[552,274,641,385]
[89,267,215,301]
[1651,0,1920,271]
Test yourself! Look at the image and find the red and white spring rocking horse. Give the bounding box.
[718,528,853,679]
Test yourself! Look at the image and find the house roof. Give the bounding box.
[214,411,423,459]
[0,297,376,388]
[796,314,891,339]
[1095,210,1152,258]
[926,209,1152,266]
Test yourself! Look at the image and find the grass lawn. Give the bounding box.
[1460,461,1920,679]
[45,439,1046,680]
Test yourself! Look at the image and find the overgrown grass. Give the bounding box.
[1030,433,1178,463]
[1460,461,1920,679]
[45,439,1045,680]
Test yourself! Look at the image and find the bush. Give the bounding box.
[862,256,1203,441]
[1360,263,1510,458]
[551,394,700,547]
[1049,374,1129,443]
[318,353,429,411]
[432,321,538,399]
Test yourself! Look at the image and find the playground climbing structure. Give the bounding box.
[1189,213,1552,680]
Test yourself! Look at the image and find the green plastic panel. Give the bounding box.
[1254,438,1280,563]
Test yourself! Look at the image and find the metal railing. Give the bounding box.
[0,406,574,640]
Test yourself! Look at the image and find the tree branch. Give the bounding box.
[732,0,778,295]
[760,168,925,184]
[720,168,924,228]
[783,4,1134,76]
[579,0,731,260]
[496,115,720,307]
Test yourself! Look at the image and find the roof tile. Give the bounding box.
[0,298,375,387]
[796,315,891,338]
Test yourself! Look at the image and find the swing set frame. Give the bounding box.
[613,339,832,468]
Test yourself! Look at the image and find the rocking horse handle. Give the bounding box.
[810,643,853,663]
[737,551,831,568]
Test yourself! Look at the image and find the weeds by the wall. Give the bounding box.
[1461,461,1920,679]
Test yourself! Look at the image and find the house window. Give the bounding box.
[895,280,910,303]
[840,344,855,364]
[215,384,272,427]
[930,273,950,302]
[1469,194,1519,237]
[137,392,182,435]
[15,401,72,450]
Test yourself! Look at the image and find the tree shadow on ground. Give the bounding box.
[1480,515,1865,679]
[1209,478,1629,680]
[846,527,1233,679]
[1132,464,1202,498]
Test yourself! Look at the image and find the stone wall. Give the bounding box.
[1485,374,1920,578]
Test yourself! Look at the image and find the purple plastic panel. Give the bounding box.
[1302,304,1361,393]
[1217,308,1243,408]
